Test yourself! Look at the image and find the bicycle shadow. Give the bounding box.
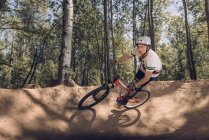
[94,108,141,135]
[16,88,142,140]
[68,108,97,134]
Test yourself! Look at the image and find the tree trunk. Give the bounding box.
[10,34,14,65]
[58,0,74,85]
[0,0,6,12]
[205,0,209,45]
[101,35,105,83]
[143,2,148,36]
[182,0,197,80]
[110,0,117,77]
[133,0,137,74]
[104,0,110,82]
[81,58,87,85]
[148,0,155,51]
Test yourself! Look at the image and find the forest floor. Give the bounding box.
[0,80,209,140]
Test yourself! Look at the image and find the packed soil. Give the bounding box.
[0,80,209,140]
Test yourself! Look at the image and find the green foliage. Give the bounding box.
[191,23,209,79]
[0,0,209,88]
[0,65,12,88]
[36,60,58,86]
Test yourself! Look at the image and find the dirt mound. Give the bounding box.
[0,80,209,140]
[23,84,42,89]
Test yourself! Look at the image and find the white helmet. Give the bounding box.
[136,36,151,46]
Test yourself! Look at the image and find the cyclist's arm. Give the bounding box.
[134,71,152,87]
[116,53,133,63]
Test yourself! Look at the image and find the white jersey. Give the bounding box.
[131,47,162,77]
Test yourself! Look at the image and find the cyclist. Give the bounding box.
[115,36,162,105]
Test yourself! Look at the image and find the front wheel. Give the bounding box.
[125,89,150,109]
[78,84,110,110]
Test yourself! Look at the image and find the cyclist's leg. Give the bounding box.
[128,69,155,98]
[117,69,153,105]
[136,77,155,91]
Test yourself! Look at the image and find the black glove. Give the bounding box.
[127,83,136,91]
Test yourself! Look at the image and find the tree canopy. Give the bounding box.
[0,0,209,88]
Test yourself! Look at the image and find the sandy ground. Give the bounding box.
[0,80,209,140]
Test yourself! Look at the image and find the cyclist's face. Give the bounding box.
[136,44,147,54]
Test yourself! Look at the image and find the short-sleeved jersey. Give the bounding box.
[131,47,162,77]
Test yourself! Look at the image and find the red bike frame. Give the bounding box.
[113,79,131,100]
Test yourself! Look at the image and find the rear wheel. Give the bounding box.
[78,84,110,110]
[125,89,150,109]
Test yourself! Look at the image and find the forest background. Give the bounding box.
[0,0,209,89]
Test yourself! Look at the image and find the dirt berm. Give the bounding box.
[0,80,209,140]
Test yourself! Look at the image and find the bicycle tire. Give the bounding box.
[125,89,150,109]
[78,84,110,110]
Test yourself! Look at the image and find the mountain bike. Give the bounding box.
[78,64,151,110]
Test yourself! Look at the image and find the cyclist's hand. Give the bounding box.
[127,83,136,91]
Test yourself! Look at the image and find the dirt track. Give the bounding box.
[0,80,209,140]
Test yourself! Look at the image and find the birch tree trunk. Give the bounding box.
[58,0,74,85]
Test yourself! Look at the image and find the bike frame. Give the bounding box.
[108,77,131,100]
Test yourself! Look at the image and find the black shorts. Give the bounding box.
[134,69,155,90]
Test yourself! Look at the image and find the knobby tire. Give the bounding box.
[78,84,110,110]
